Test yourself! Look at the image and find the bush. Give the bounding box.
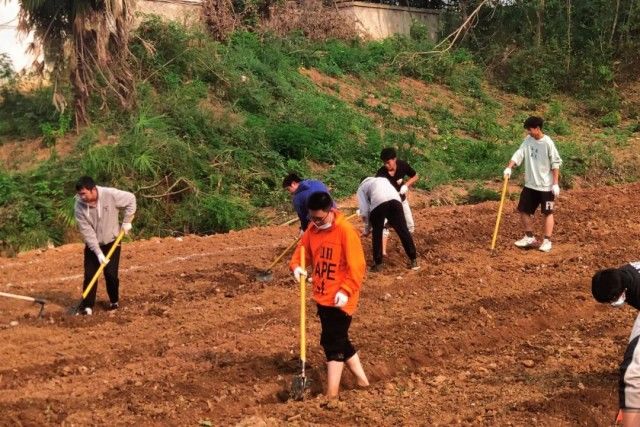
[466,184,501,204]
[174,194,252,234]
[546,100,571,136]
[600,111,621,127]
[0,86,62,140]
[496,48,556,99]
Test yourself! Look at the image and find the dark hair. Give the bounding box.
[591,268,627,303]
[75,176,96,191]
[523,116,544,130]
[380,147,397,162]
[282,173,302,188]
[307,191,333,211]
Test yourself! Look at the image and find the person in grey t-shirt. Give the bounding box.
[357,177,418,272]
[74,176,136,315]
[503,116,562,253]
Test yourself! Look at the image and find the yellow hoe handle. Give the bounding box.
[299,246,306,364]
[490,176,510,251]
[82,230,126,299]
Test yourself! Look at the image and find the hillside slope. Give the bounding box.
[1,20,639,253]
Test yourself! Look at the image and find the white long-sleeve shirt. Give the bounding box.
[356,177,401,219]
[510,135,562,192]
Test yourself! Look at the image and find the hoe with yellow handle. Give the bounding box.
[256,212,358,283]
[490,175,510,251]
[290,246,308,400]
[256,236,301,282]
[71,229,126,314]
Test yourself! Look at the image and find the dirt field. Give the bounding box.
[1,183,639,426]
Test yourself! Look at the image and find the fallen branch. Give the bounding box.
[141,177,198,199]
[391,0,490,65]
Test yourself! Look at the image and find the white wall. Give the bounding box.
[337,1,439,41]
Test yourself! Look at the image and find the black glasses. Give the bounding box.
[310,211,330,225]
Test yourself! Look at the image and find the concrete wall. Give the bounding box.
[337,1,439,41]
[136,0,204,27]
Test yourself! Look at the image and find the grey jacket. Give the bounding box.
[74,186,136,257]
[356,177,401,218]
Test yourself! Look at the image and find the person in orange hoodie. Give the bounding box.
[290,191,369,398]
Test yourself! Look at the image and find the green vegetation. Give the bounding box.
[0,17,637,252]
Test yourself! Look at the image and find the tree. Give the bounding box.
[17,0,136,126]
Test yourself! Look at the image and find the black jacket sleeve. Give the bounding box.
[622,264,640,310]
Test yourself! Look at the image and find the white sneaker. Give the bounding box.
[539,239,552,252]
[514,235,537,248]
[76,307,93,316]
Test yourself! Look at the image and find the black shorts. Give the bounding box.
[317,304,356,362]
[517,187,555,215]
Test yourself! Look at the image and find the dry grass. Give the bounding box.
[262,0,359,41]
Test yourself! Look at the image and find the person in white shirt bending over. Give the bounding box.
[503,116,563,253]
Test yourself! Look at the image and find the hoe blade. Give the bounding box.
[290,374,308,401]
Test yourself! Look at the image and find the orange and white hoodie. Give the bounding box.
[290,210,366,315]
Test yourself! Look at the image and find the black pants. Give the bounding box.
[317,304,356,362]
[370,199,417,265]
[81,241,121,309]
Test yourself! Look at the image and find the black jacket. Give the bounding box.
[621,263,640,310]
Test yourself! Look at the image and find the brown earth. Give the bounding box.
[1,182,639,426]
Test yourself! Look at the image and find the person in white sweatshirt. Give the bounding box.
[357,177,418,272]
[74,176,136,315]
[503,116,563,253]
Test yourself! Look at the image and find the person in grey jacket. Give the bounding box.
[74,176,136,315]
[357,177,418,272]
[503,116,563,253]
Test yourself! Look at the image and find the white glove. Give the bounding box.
[97,253,109,265]
[334,291,348,307]
[399,185,409,195]
[121,222,132,234]
[293,266,308,282]
[552,184,560,197]
[503,167,512,178]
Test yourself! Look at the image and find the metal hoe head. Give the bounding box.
[290,373,309,401]
[255,269,274,282]
[34,299,46,318]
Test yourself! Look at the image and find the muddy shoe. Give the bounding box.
[369,264,383,273]
[409,259,420,271]
[538,239,552,252]
[319,396,342,410]
[514,235,537,248]
[76,307,92,316]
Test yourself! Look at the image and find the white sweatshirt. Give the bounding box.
[74,186,136,257]
[356,177,401,218]
[510,134,563,191]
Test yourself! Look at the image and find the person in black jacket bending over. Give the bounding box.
[592,262,640,426]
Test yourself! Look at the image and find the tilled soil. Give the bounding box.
[1,183,639,426]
